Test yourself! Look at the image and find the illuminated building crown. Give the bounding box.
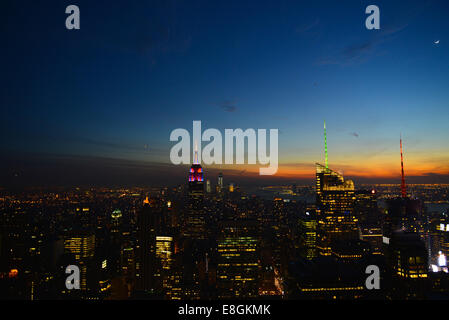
[189,163,203,182]
[189,140,204,182]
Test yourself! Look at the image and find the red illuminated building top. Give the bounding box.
[189,142,203,182]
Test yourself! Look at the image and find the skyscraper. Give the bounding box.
[388,231,428,299]
[400,135,407,198]
[135,197,163,297]
[316,163,357,255]
[185,147,206,240]
[299,210,318,260]
[217,173,223,193]
[434,215,449,264]
[63,231,95,291]
[216,220,259,299]
[155,236,175,298]
[315,122,357,256]
[383,140,423,240]
[355,190,382,254]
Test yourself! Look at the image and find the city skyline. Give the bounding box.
[2,122,449,187]
[3,0,449,305]
[2,153,449,300]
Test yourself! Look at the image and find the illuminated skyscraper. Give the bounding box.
[315,123,357,255]
[155,236,173,270]
[430,214,449,267]
[217,173,223,193]
[111,209,122,234]
[185,147,206,240]
[180,147,207,299]
[110,209,123,252]
[155,236,177,298]
[216,220,259,298]
[272,198,288,269]
[121,246,135,280]
[437,223,449,258]
[299,210,317,260]
[63,232,95,291]
[315,164,357,256]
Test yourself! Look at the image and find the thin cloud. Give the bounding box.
[316,22,410,66]
[217,100,238,113]
[343,42,374,60]
[295,18,320,35]
[64,136,165,155]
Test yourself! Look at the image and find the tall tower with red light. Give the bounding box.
[188,144,204,194]
[400,135,407,198]
[185,142,206,241]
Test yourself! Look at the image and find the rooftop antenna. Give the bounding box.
[324,120,328,169]
[400,134,407,198]
[194,140,199,164]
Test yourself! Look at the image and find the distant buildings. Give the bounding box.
[217,173,224,193]
[217,220,259,299]
[2,124,449,301]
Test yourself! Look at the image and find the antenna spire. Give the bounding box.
[194,140,199,164]
[324,120,328,169]
[400,134,407,198]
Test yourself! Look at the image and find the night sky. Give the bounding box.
[1,0,449,187]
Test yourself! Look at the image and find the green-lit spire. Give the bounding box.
[324,120,328,169]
